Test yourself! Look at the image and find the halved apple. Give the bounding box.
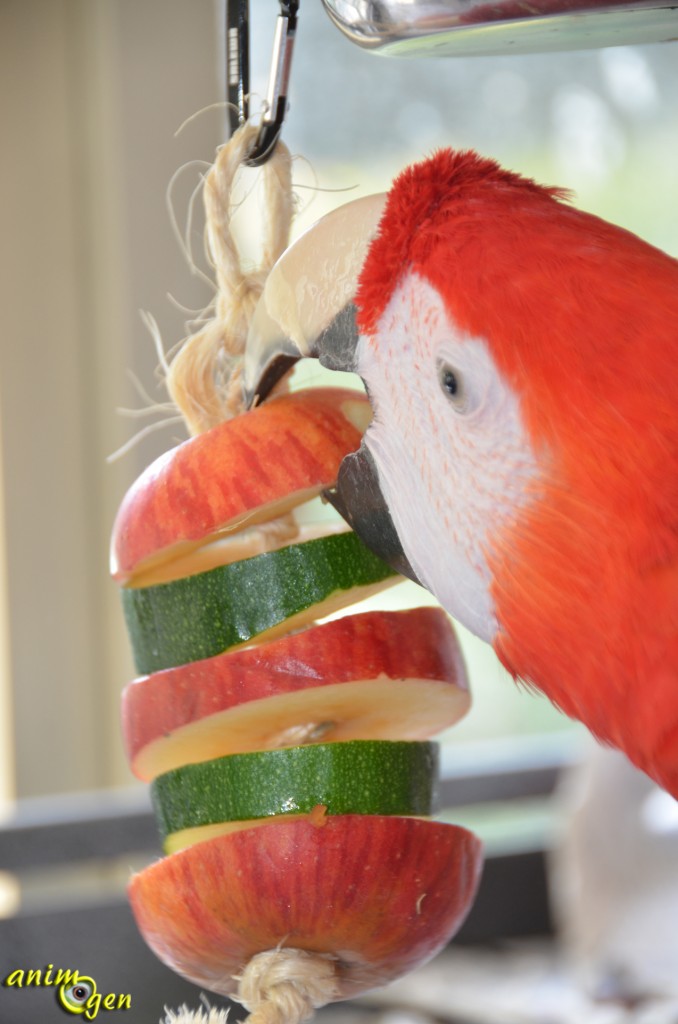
[122,608,469,781]
[111,387,370,587]
[128,815,482,1000]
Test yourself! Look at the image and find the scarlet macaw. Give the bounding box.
[244,149,678,798]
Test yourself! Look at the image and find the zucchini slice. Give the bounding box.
[121,531,398,674]
[151,739,438,843]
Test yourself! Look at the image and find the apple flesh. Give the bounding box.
[111,388,370,586]
[128,814,482,1000]
[122,607,470,780]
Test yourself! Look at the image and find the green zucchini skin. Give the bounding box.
[121,532,397,674]
[151,740,439,839]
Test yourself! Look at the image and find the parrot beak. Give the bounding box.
[242,191,421,586]
[242,192,387,406]
[327,446,421,583]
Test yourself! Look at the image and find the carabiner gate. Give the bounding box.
[226,0,298,167]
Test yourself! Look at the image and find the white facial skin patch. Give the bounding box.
[357,272,540,643]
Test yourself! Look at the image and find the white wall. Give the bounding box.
[0,0,221,796]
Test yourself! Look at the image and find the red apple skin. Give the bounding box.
[122,607,468,779]
[128,815,483,1000]
[111,388,369,584]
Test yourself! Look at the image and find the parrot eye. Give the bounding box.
[437,361,468,412]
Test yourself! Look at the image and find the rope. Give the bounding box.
[162,1007,230,1024]
[166,122,293,435]
[160,949,339,1024]
[235,948,340,1024]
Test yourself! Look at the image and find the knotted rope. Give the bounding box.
[166,122,293,435]
[234,948,340,1024]
[161,949,339,1024]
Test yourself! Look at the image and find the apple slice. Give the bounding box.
[122,607,469,781]
[111,387,370,587]
[121,530,398,674]
[128,815,483,1000]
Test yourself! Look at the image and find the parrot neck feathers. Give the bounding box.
[490,486,678,798]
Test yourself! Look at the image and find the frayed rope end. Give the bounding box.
[162,1005,230,1024]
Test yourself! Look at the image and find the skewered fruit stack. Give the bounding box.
[111,387,482,1012]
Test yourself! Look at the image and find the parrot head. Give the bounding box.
[244,149,678,796]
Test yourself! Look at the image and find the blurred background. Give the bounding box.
[0,0,677,1019]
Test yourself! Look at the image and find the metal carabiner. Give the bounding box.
[225,0,298,167]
